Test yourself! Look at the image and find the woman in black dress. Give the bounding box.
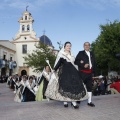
[45,42,87,109]
[22,76,36,102]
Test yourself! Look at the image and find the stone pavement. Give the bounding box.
[0,83,120,120]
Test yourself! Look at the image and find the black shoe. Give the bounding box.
[87,102,95,107]
[77,101,81,104]
[71,103,79,109]
[64,104,68,107]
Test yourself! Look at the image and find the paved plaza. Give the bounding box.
[0,83,120,120]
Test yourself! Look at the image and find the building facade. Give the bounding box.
[0,10,58,77]
[11,10,40,76]
[0,40,16,76]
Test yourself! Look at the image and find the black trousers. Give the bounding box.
[79,72,92,92]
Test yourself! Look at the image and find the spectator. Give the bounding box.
[97,79,105,95]
[110,81,120,94]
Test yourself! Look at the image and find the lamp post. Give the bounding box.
[57,41,63,50]
[9,61,17,76]
[9,60,13,76]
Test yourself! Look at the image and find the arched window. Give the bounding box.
[25,16,27,20]
[22,25,25,32]
[27,25,30,31]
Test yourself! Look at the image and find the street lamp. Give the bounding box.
[9,60,13,76]
[57,41,63,50]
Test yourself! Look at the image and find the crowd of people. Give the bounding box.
[6,67,51,103]
[92,76,120,96]
[1,41,120,109]
[6,74,37,102]
[0,75,8,83]
[5,73,120,103]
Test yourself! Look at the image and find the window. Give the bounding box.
[10,57,12,61]
[22,45,27,54]
[22,25,25,32]
[3,55,6,60]
[24,37,27,40]
[27,25,30,31]
[25,16,27,20]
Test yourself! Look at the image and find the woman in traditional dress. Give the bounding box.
[7,76,12,87]
[14,75,27,102]
[22,76,36,102]
[36,66,51,101]
[45,42,87,109]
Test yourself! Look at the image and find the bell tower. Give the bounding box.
[19,10,34,34]
[12,8,39,76]
[14,8,37,41]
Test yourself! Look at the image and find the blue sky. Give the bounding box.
[0,0,120,55]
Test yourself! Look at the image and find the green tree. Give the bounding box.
[23,42,56,72]
[91,20,120,75]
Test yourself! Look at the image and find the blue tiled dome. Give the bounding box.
[40,35,53,46]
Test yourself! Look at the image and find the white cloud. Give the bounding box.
[0,0,120,10]
[0,0,60,10]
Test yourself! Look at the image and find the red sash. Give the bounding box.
[80,69,92,74]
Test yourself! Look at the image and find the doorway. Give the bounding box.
[21,70,27,76]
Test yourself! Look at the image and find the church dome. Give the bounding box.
[40,35,53,46]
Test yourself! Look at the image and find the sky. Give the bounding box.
[0,0,120,55]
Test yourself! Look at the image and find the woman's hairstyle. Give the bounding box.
[64,41,71,48]
[15,78,18,82]
[45,65,51,72]
[29,76,33,80]
[22,75,27,79]
[45,65,49,69]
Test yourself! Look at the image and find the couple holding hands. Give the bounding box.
[42,41,96,109]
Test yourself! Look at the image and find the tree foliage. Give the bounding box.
[91,20,120,75]
[23,42,56,72]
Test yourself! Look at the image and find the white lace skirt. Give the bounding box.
[45,73,88,102]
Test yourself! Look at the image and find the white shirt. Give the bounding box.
[85,51,92,69]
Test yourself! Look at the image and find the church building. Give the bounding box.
[0,10,58,77]
[12,10,39,76]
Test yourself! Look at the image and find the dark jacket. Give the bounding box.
[74,50,96,75]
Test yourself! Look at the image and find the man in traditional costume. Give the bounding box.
[75,42,96,107]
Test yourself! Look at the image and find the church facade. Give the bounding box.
[0,10,58,77]
[12,10,39,76]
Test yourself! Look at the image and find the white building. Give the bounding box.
[0,10,58,77]
[11,10,40,76]
[0,40,16,76]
